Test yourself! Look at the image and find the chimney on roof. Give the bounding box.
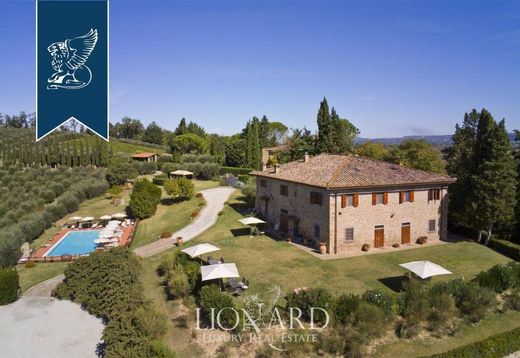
[274,164,281,174]
[303,152,310,163]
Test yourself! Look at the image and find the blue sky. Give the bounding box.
[1,1,519,137]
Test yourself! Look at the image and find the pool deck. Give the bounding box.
[28,225,135,263]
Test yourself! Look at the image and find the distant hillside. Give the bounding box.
[357,133,518,148]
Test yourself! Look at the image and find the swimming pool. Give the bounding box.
[45,230,101,257]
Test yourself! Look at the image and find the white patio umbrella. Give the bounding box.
[69,216,82,221]
[94,238,112,244]
[239,217,266,225]
[99,215,111,220]
[81,216,94,222]
[182,243,220,258]
[112,212,127,219]
[201,263,240,281]
[399,260,453,279]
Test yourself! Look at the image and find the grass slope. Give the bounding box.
[189,192,511,297]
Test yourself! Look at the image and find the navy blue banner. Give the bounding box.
[37,0,108,140]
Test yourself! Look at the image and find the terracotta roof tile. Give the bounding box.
[251,154,455,189]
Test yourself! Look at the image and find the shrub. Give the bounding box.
[147,340,176,358]
[285,288,333,325]
[152,175,169,186]
[133,307,168,339]
[361,243,370,251]
[106,162,139,186]
[504,289,520,311]
[458,283,496,322]
[191,211,199,219]
[199,285,238,329]
[476,262,520,293]
[195,192,203,198]
[167,266,189,298]
[353,302,389,339]
[427,290,458,335]
[333,293,361,325]
[392,243,400,248]
[241,177,256,204]
[164,180,181,198]
[24,261,36,268]
[177,177,194,199]
[361,289,395,316]
[157,252,178,276]
[0,268,19,305]
[398,279,430,333]
[183,261,201,293]
[160,232,172,239]
[134,161,157,175]
[129,179,162,219]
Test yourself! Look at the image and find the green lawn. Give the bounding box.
[16,262,69,293]
[139,191,516,356]
[131,195,205,248]
[189,192,511,297]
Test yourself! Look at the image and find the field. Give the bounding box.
[109,139,168,156]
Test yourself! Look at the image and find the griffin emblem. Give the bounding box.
[47,29,98,90]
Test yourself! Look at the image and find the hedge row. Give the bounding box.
[219,166,254,175]
[489,238,520,261]
[428,326,520,358]
[0,268,19,305]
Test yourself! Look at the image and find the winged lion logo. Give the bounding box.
[47,29,98,90]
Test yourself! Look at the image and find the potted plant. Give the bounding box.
[176,237,184,246]
[319,240,327,254]
[287,237,292,243]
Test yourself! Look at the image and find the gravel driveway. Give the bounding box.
[133,186,235,258]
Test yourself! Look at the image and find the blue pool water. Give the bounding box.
[45,230,101,256]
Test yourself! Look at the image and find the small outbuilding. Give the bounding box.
[131,152,158,162]
[169,170,194,180]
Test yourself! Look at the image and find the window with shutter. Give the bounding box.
[383,192,388,204]
[399,191,404,204]
[310,192,322,205]
[353,193,359,207]
[410,191,415,202]
[341,194,346,208]
[372,193,377,205]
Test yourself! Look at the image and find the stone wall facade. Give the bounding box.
[255,177,330,248]
[255,176,450,255]
[328,186,449,254]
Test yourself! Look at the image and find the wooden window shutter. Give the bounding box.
[410,191,415,202]
[383,192,388,205]
[372,193,377,205]
[341,194,346,208]
[353,193,359,207]
[399,191,404,204]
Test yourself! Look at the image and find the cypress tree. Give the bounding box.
[473,113,517,244]
[316,97,331,153]
[251,119,261,169]
[443,110,479,227]
[72,141,79,167]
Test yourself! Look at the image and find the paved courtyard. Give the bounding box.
[0,296,103,358]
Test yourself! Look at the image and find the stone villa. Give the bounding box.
[251,154,456,254]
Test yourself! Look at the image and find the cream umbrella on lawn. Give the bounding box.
[399,260,453,280]
[200,263,240,290]
[238,217,266,236]
[182,244,220,259]
[112,212,127,219]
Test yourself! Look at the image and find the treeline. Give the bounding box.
[443,109,520,243]
[0,129,109,168]
[0,166,108,267]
